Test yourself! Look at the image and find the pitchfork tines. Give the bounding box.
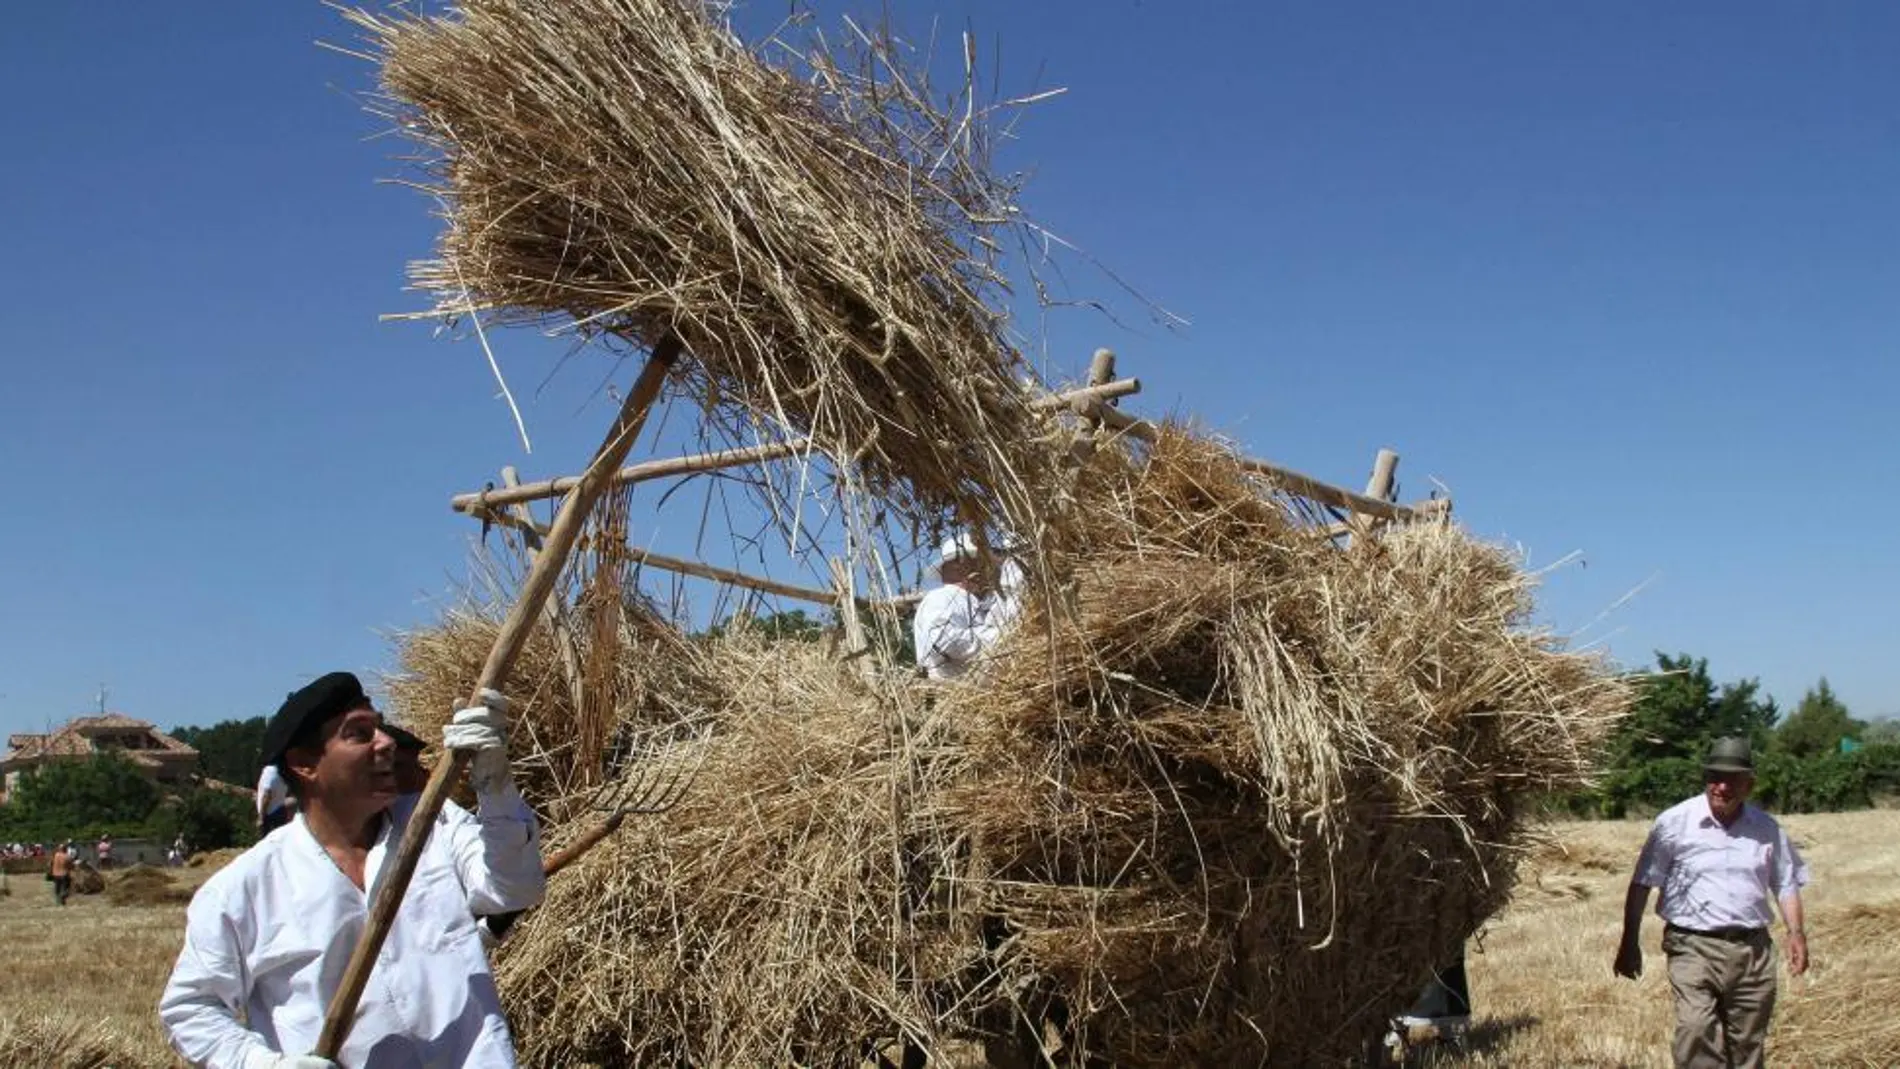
[590,722,712,817]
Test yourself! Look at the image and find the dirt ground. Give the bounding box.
[0,810,1893,1068]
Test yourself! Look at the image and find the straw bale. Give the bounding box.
[347,0,1068,543]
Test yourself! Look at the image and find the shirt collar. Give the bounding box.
[1693,793,1752,830]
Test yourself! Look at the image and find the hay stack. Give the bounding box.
[940,431,1629,1064]
[395,431,1626,1066]
[348,0,1066,540]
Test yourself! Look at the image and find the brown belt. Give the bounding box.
[1666,923,1767,943]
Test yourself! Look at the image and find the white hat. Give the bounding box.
[937,534,979,567]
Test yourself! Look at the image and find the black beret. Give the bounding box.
[383,722,426,752]
[261,671,370,766]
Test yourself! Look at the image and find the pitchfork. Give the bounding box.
[540,721,712,877]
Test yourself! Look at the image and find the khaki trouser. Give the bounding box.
[1662,926,1777,1069]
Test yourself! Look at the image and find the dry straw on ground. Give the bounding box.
[391,429,1630,1066]
[346,0,1070,547]
[0,1013,172,1069]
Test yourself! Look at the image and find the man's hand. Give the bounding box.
[1785,931,1809,976]
[1613,938,1643,980]
[444,689,514,797]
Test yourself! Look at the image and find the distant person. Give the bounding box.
[95,833,113,870]
[912,535,1000,681]
[1613,738,1810,1069]
[255,761,291,838]
[48,840,73,906]
[160,671,544,1067]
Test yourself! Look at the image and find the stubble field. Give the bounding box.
[1,811,1893,1068]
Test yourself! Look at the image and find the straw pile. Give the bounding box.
[105,866,190,908]
[942,430,1631,1064]
[68,863,103,897]
[347,0,1066,541]
[392,430,1627,1066]
[0,1012,170,1069]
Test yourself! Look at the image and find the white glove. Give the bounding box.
[443,689,514,798]
[242,1051,336,1069]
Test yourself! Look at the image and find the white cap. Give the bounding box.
[937,534,979,567]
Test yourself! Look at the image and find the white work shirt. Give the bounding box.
[985,558,1028,633]
[1634,794,1809,931]
[913,583,999,680]
[160,791,545,1068]
[256,765,289,818]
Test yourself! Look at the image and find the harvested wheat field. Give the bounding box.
[0,812,1891,1067]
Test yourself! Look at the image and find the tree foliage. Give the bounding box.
[1574,654,1897,818]
[171,716,268,786]
[1773,678,1866,759]
[0,752,161,841]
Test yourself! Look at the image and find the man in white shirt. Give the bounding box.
[160,671,545,1069]
[983,532,1030,634]
[912,534,1000,681]
[1613,738,1810,1069]
[255,762,291,838]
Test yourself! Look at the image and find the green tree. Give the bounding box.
[1774,679,1866,759]
[1863,718,1900,745]
[147,787,256,852]
[1607,653,1777,766]
[0,752,161,840]
[172,717,268,785]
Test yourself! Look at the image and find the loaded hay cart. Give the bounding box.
[340,1,1629,1064]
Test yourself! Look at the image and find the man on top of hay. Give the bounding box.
[159,671,545,1069]
[913,534,1000,680]
[1614,737,1810,1069]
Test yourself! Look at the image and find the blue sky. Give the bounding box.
[2,2,1895,740]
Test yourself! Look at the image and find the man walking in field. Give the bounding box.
[159,671,545,1068]
[1613,737,1810,1069]
[48,839,72,906]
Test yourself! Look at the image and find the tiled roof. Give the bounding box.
[0,713,197,770]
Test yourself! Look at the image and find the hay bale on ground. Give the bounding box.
[67,863,103,896]
[347,0,1068,541]
[105,865,190,908]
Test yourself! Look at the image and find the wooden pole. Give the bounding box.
[501,465,585,715]
[448,379,1139,515]
[829,558,875,680]
[1030,376,1139,410]
[628,547,839,605]
[453,440,807,515]
[315,337,683,1059]
[1349,449,1400,545]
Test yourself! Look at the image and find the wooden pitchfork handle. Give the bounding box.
[314,336,682,1060]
